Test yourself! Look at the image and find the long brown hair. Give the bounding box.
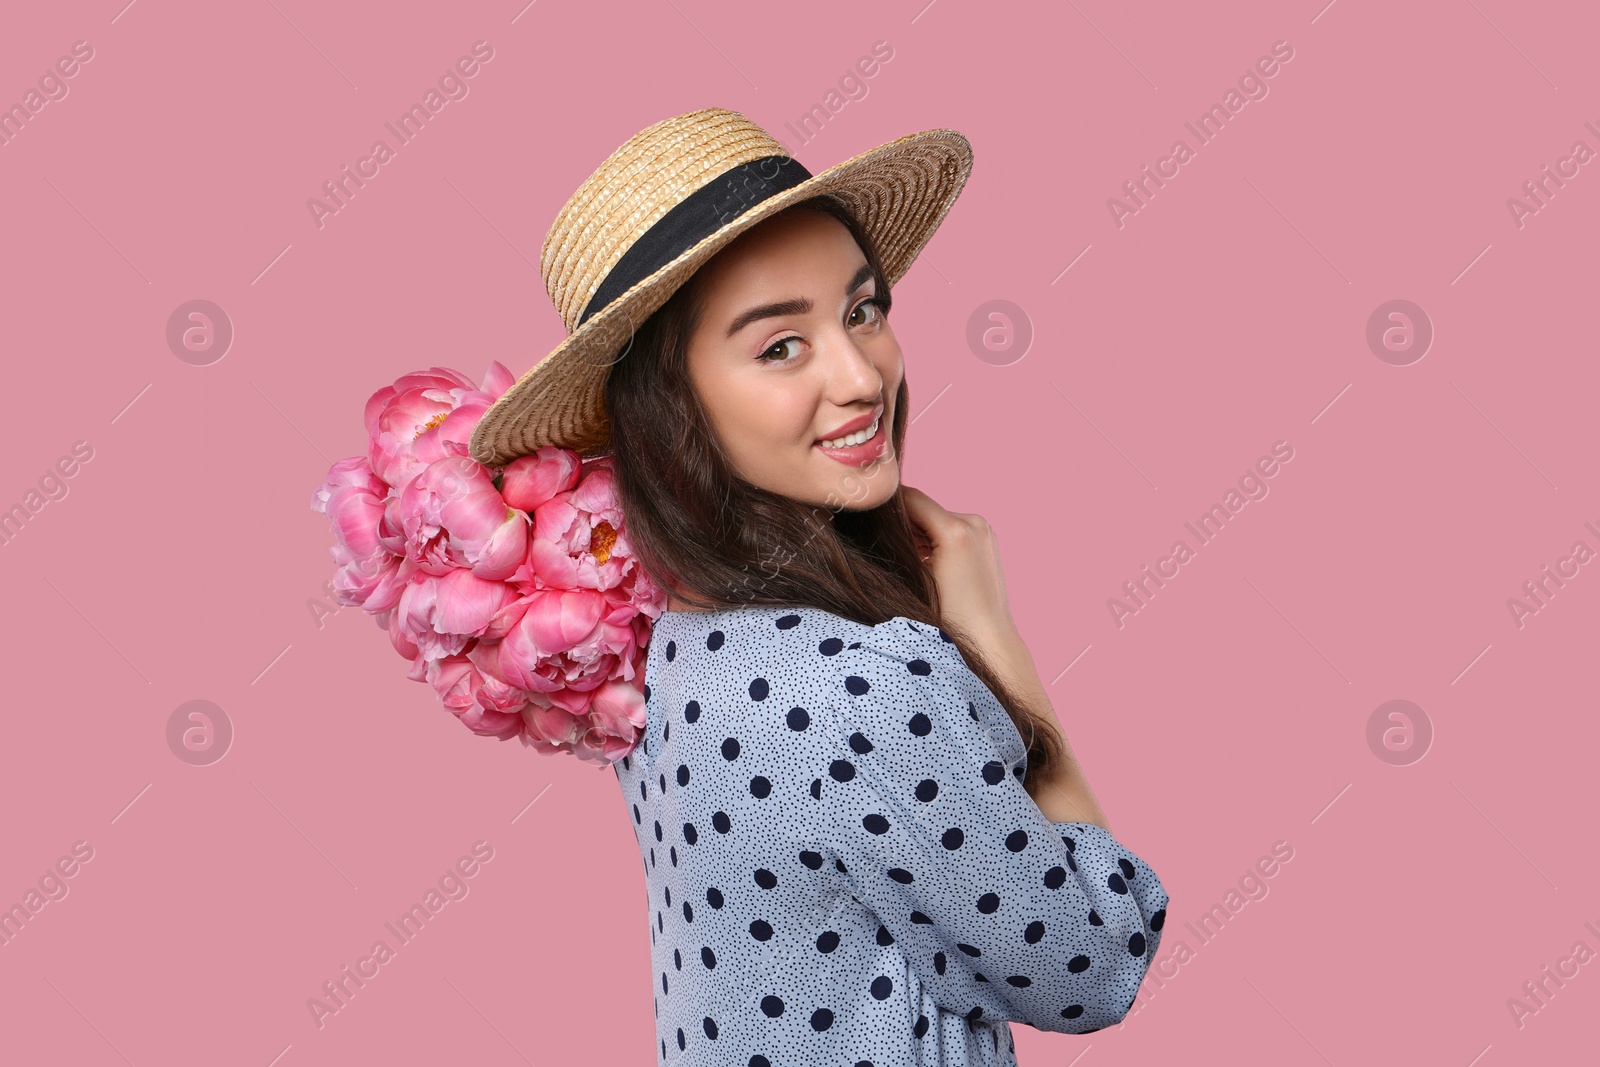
[601,193,1065,796]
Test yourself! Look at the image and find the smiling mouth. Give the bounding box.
[817,411,882,450]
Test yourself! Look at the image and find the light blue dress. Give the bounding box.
[613,604,1168,1065]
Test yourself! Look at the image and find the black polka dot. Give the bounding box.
[1129,931,1147,956]
[702,945,716,967]
[676,764,690,787]
[707,630,725,651]
[848,731,874,754]
[862,813,889,834]
[1068,954,1091,973]
[830,759,857,782]
[665,640,676,661]
[776,613,801,629]
[786,706,810,730]
[1005,975,1032,987]
[712,811,731,833]
[1118,857,1136,880]
[1061,1004,1084,1019]
[749,678,768,700]
[798,850,823,870]
[703,1017,718,1038]
[1151,907,1167,931]
[683,822,698,845]
[908,712,931,735]
[720,737,740,760]
[751,1057,772,1067]
[819,637,844,656]
[1108,872,1128,894]
[914,1014,929,1037]
[749,919,773,941]
[676,1026,685,1050]
[754,868,777,889]
[942,827,964,849]
[760,994,784,1017]
[684,700,701,722]
[749,776,772,798]
[844,675,870,696]
[1044,866,1066,888]
[816,930,840,952]
[888,868,914,884]
[915,779,939,802]
[1005,829,1029,852]
[810,1008,833,1031]
[706,887,724,908]
[982,761,1006,785]
[1025,920,1045,943]
[957,943,981,957]
[907,658,931,676]
[977,892,1000,913]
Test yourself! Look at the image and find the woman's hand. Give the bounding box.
[901,485,1018,645]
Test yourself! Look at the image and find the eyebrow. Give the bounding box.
[724,263,876,339]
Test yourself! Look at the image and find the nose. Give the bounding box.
[818,321,886,406]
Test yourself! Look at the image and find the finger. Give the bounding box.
[900,485,955,542]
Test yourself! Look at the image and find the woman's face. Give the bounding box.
[684,208,901,511]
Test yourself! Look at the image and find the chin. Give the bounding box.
[817,458,900,512]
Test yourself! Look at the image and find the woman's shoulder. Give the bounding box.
[650,603,967,671]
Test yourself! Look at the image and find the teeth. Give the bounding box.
[819,413,880,449]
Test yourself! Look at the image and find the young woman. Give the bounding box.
[469,108,1168,1066]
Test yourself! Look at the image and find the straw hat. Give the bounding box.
[467,106,974,468]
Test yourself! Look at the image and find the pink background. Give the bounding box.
[3,0,1596,1063]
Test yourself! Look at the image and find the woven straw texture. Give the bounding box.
[468,107,973,467]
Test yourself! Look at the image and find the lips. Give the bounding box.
[813,407,889,467]
[816,403,885,444]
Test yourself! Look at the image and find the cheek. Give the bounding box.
[711,375,817,452]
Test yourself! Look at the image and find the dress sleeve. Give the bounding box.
[818,622,1168,1034]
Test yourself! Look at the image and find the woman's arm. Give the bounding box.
[968,618,1111,831]
[899,485,1111,831]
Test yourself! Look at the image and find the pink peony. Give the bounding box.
[365,362,515,490]
[313,360,665,765]
[311,456,410,613]
[426,654,529,740]
[397,456,529,581]
[499,445,583,511]
[394,568,521,663]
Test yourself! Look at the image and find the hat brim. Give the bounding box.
[468,127,974,467]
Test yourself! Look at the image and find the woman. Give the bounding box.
[469,108,1167,1066]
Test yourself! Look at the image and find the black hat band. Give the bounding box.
[576,155,815,327]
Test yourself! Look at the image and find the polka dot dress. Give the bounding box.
[613,604,1169,1065]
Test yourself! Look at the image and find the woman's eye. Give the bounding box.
[759,336,803,363]
[849,298,882,327]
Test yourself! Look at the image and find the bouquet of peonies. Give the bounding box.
[310,361,663,766]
